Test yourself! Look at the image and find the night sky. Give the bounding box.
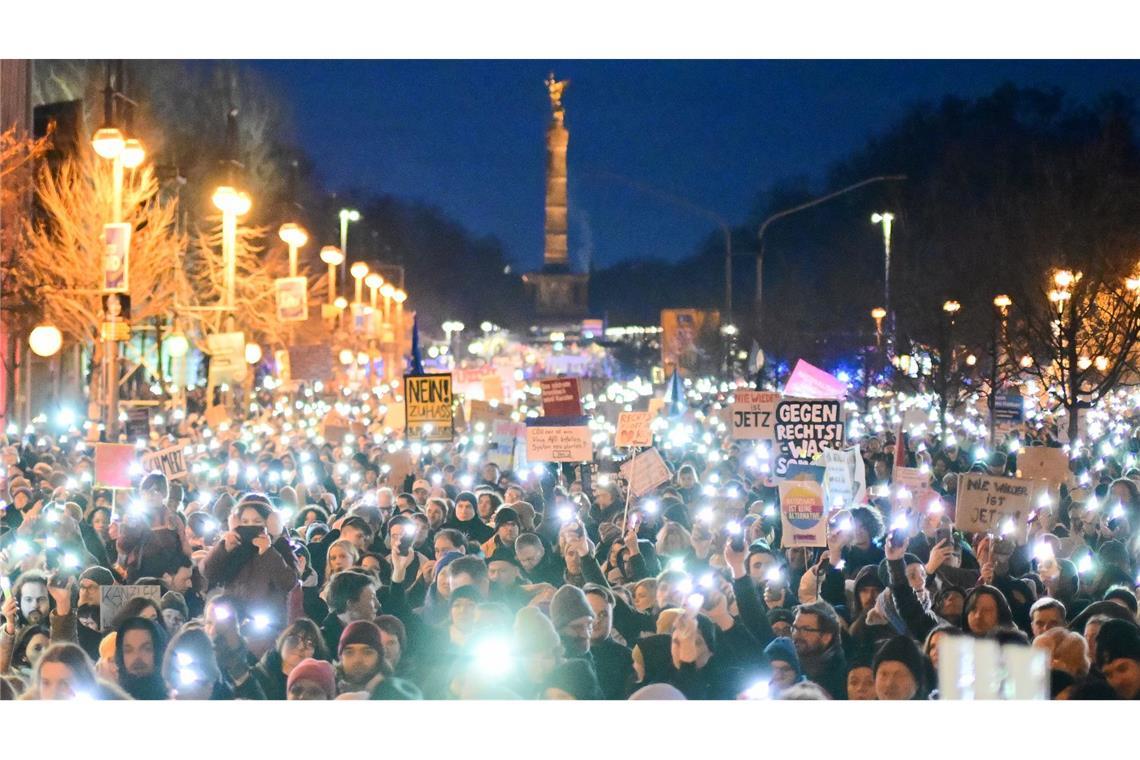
[248,60,1140,271]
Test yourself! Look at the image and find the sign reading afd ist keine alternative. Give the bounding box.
[778,478,827,548]
[404,374,454,441]
[773,397,845,477]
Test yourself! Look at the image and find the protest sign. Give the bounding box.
[488,420,525,470]
[778,479,827,548]
[647,398,666,418]
[525,416,593,463]
[124,407,150,441]
[993,391,1024,438]
[955,473,1033,541]
[382,402,406,432]
[207,331,247,385]
[540,378,582,417]
[141,445,188,480]
[94,443,135,489]
[482,373,505,403]
[819,445,865,506]
[892,466,936,514]
[730,390,781,441]
[773,397,845,477]
[404,374,454,441]
[1016,446,1070,489]
[289,344,334,383]
[615,411,653,448]
[619,447,672,497]
[468,399,514,432]
[100,585,162,630]
[938,636,1047,701]
[275,276,309,322]
[783,359,847,400]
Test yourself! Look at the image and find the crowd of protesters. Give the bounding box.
[1,378,1139,701]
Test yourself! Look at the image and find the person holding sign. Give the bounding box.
[202,494,300,626]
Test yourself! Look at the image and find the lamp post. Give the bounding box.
[212,186,252,309]
[989,294,1012,445]
[350,262,369,305]
[871,212,895,348]
[319,246,344,306]
[339,208,360,296]
[393,289,408,374]
[380,283,395,324]
[938,300,961,437]
[278,223,309,278]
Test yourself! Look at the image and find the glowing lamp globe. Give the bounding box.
[244,343,263,365]
[320,246,344,266]
[166,332,190,358]
[334,297,348,310]
[121,138,146,169]
[29,324,63,357]
[380,283,395,298]
[92,127,125,159]
[338,349,355,366]
[350,261,369,279]
[278,223,309,248]
[365,273,383,289]
[393,290,407,304]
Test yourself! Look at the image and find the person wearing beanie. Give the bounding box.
[445,491,494,543]
[480,506,521,559]
[764,636,804,695]
[287,657,336,700]
[629,682,687,700]
[1094,619,1140,699]
[542,657,603,700]
[882,533,942,644]
[550,585,596,657]
[846,656,877,701]
[337,620,388,693]
[159,591,190,634]
[510,606,564,698]
[872,635,928,700]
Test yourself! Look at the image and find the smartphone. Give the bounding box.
[935,526,953,546]
[235,525,267,544]
[399,531,415,555]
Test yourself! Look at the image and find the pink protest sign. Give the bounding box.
[783,359,847,400]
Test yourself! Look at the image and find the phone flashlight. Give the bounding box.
[177,651,195,667]
[642,499,659,515]
[62,553,80,570]
[686,592,705,611]
[765,567,784,584]
[999,518,1015,537]
[1033,542,1054,562]
[698,573,716,590]
[927,501,943,514]
[558,506,573,523]
[252,613,272,631]
[1077,554,1094,575]
[0,576,11,595]
[697,507,715,525]
[213,605,232,621]
[744,680,771,700]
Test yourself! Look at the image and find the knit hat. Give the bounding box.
[160,591,189,618]
[764,636,802,677]
[549,585,594,631]
[544,658,603,700]
[876,554,924,586]
[629,683,687,700]
[1095,619,1140,669]
[80,566,116,587]
[287,658,336,699]
[873,635,926,689]
[338,620,384,657]
[493,506,520,529]
[513,606,561,655]
[455,491,478,508]
[99,631,117,662]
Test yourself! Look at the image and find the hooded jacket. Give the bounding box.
[202,534,300,622]
[250,647,288,700]
[114,617,169,700]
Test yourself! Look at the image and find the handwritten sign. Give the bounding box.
[819,445,865,507]
[124,407,150,441]
[615,412,653,448]
[404,374,454,441]
[207,331,247,385]
[731,390,781,441]
[100,584,161,630]
[141,445,188,481]
[1016,446,1070,489]
[468,399,514,432]
[778,479,827,548]
[619,447,671,497]
[892,466,936,514]
[955,474,1033,541]
[94,443,136,489]
[540,378,583,417]
[525,416,593,463]
[289,344,334,383]
[773,397,845,477]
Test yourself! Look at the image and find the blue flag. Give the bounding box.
[409,313,424,376]
[665,368,687,417]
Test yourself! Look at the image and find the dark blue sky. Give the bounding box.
[248,60,1140,271]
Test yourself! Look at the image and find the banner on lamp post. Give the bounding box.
[275,277,309,322]
[103,222,131,293]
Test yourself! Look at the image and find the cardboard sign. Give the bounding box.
[1016,446,1070,489]
[141,445,188,481]
[488,420,525,470]
[615,412,653,448]
[525,416,593,463]
[482,374,505,403]
[619,447,671,497]
[955,474,1034,541]
[468,399,514,432]
[892,466,936,513]
[382,402,406,432]
[647,398,666,418]
[94,443,136,489]
[731,390,781,441]
[540,378,583,417]
[783,359,847,400]
[102,222,131,292]
[275,276,309,322]
[819,446,864,507]
[404,374,454,441]
[124,407,150,441]
[773,397,845,477]
[206,332,247,385]
[778,479,827,548]
[289,345,334,384]
[99,584,162,631]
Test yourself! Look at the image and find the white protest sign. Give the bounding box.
[525,417,593,463]
[954,473,1034,541]
[773,397,845,477]
[892,466,935,514]
[819,445,864,507]
[100,584,162,630]
[619,447,672,497]
[488,420,524,470]
[777,479,827,548]
[730,390,781,441]
[615,412,653,448]
[141,445,188,480]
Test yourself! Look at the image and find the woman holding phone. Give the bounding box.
[202,494,300,625]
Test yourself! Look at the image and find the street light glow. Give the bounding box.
[278,222,309,247]
[942,300,961,314]
[320,246,345,266]
[870,307,887,320]
[120,138,146,168]
[92,127,125,159]
[993,294,1012,309]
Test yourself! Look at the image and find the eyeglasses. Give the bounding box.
[285,635,316,650]
[790,624,821,634]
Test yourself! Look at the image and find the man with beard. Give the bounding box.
[550,585,596,660]
[114,616,168,700]
[790,601,847,699]
[14,570,50,627]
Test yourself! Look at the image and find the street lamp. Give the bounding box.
[989,294,1012,445]
[212,186,252,308]
[339,208,360,295]
[350,262,369,305]
[244,342,262,365]
[278,223,309,278]
[870,307,886,349]
[942,300,961,316]
[121,138,145,169]
[871,212,895,345]
[380,283,395,323]
[320,246,344,305]
[29,324,62,358]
